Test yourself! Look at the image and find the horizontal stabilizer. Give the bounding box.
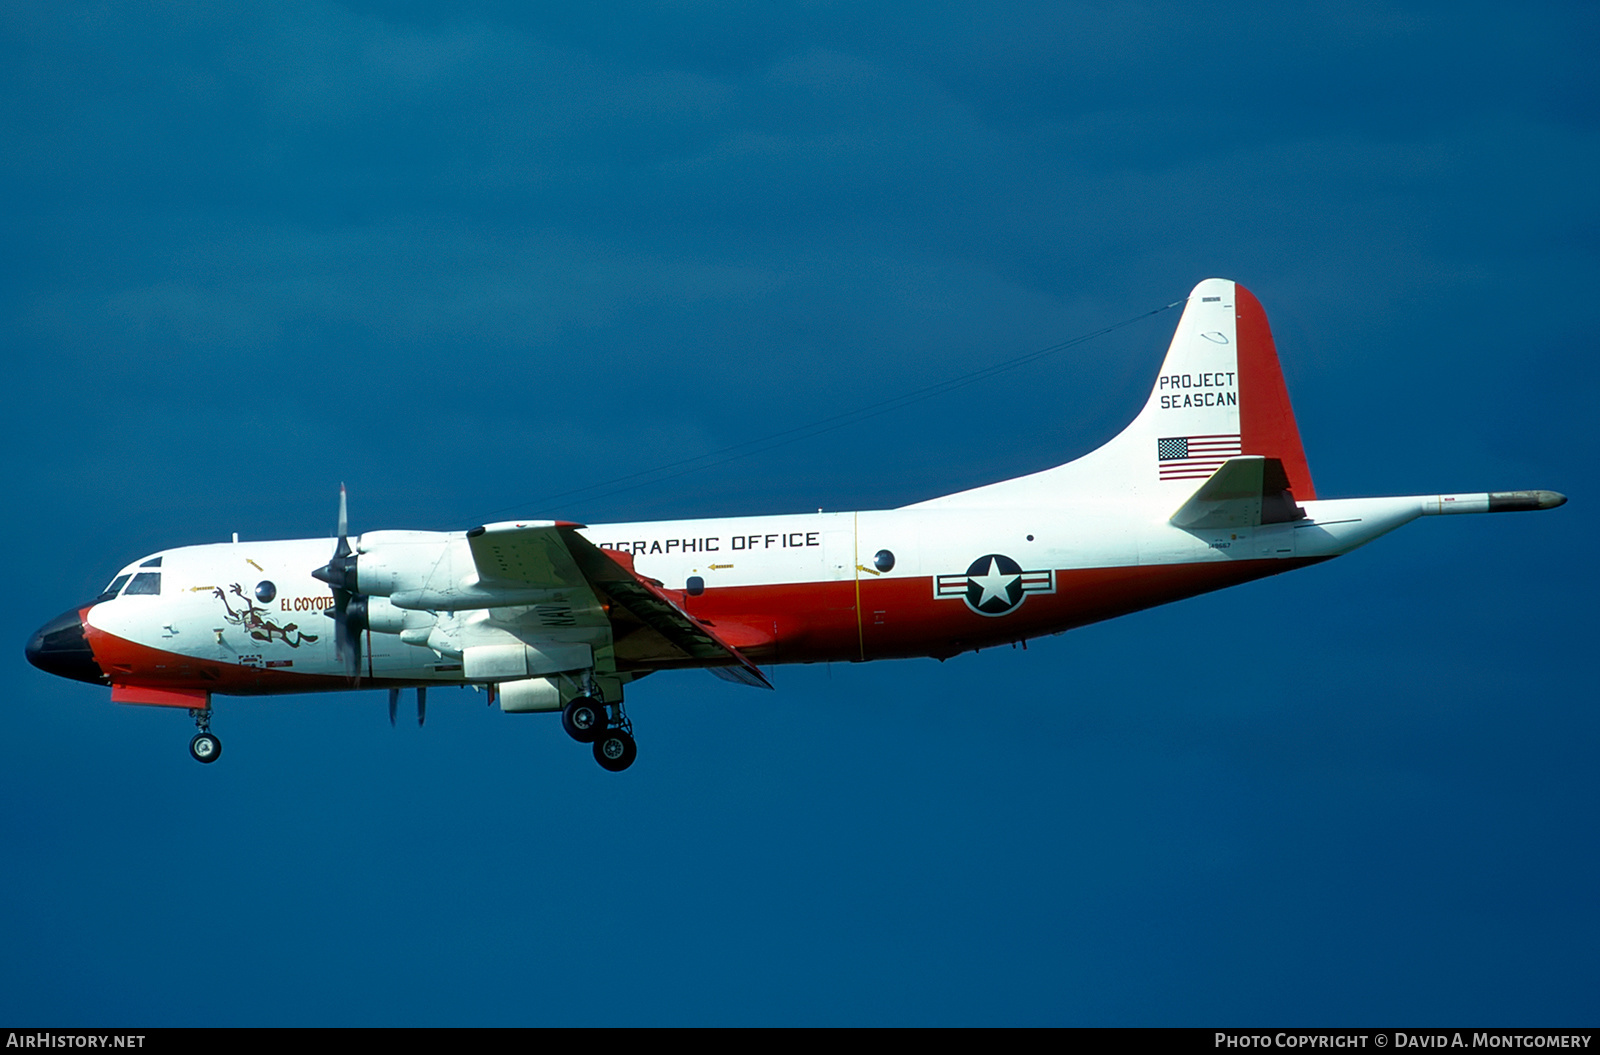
[1170,456,1306,529]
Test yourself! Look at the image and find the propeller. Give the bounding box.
[312,484,366,681]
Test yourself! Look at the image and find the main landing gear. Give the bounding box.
[188,708,221,764]
[592,726,637,772]
[561,695,637,772]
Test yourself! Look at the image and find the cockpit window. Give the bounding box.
[94,574,132,602]
[140,556,163,568]
[124,572,162,596]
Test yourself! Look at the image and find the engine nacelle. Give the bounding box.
[462,642,592,680]
[348,531,459,598]
[497,677,564,713]
[361,595,434,636]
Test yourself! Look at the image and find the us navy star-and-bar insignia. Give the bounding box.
[934,554,1055,617]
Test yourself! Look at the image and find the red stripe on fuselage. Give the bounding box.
[676,556,1327,666]
[78,556,1326,693]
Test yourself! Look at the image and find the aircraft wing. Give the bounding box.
[466,521,774,688]
[466,519,596,593]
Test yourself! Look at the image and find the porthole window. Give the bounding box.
[255,581,277,604]
[686,576,705,596]
[873,549,895,573]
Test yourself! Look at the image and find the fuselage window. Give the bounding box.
[124,572,162,596]
[95,574,132,602]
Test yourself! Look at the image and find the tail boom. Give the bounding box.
[1422,491,1568,515]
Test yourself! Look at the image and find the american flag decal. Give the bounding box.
[1157,433,1242,480]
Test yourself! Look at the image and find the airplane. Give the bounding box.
[25,278,1566,771]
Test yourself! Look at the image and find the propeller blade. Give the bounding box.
[316,485,363,682]
[417,686,427,727]
[315,484,356,587]
[388,687,399,727]
[333,590,361,680]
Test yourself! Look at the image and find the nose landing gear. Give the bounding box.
[188,708,222,764]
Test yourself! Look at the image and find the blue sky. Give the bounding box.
[4,1,1595,1025]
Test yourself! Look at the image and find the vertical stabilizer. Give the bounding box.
[1235,285,1315,500]
[914,278,1315,508]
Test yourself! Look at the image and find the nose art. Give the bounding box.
[25,607,106,685]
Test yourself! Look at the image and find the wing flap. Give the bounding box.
[463,521,773,687]
[708,665,773,688]
[559,527,774,689]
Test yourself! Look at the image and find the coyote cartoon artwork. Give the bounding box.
[213,584,320,649]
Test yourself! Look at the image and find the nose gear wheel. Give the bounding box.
[188,708,221,764]
[189,732,222,763]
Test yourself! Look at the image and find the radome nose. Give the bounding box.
[25,607,106,685]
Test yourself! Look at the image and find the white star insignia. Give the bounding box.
[970,557,1020,608]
